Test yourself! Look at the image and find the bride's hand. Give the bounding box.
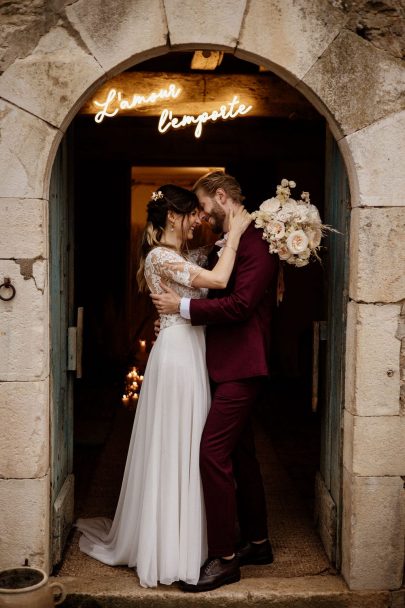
[228,206,252,237]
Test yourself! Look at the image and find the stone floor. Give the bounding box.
[57,385,331,580]
[54,382,401,606]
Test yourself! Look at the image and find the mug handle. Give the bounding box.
[49,581,67,605]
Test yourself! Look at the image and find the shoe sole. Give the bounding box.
[180,571,241,593]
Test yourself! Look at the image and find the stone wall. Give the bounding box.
[0,0,404,591]
[329,0,405,59]
[1,1,403,75]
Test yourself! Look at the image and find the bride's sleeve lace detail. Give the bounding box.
[146,247,203,292]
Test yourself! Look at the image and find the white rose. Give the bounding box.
[288,180,296,188]
[267,220,285,239]
[286,230,309,254]
[281,179,289,187]
[260,197,280,214]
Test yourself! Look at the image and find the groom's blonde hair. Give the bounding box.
[193,171,245,204]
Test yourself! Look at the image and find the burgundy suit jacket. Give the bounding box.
[190,223,278,383]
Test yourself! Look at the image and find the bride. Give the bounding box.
[76,184,250,588]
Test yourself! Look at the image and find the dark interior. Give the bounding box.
[70,52,327,529]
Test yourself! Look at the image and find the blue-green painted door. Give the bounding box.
[49,132,75,566]
[320,127,350,568]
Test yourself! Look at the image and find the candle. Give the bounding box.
[139,340,146,353]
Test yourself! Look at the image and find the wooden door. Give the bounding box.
[49,131,75,567]
[318,127,350,568]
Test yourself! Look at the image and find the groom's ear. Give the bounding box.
[215,188,227,206]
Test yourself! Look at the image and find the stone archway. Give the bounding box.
[0,0,404,592]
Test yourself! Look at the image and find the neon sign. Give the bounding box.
[158,96,252,138]
[93,84,253,138]
[94,84,182,123]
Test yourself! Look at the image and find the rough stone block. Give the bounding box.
[349,207,405,302]
[344,411,405,476]
[237,0,346,86]
[345,302,401,416]
[0,100,59,199]
[0,380,49,479]
[343,110,405,207]
[0,198,47,259]
[302,30,405,137]
[0,474,50,572]
[0,259,49,381]
[166,0,246,50]
[66,0,168,74]
[342,468,405,590]
[0,26,105,130]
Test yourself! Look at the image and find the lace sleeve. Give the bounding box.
[146,247,203,291]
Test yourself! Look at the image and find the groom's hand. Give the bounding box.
[151,283,181,315]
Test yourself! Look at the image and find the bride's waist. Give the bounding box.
[160,314,191,330]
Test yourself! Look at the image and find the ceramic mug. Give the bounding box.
[0,567,66,608]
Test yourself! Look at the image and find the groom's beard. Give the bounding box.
[207,201,226,234]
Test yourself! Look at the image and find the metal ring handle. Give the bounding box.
[0,278,16,301]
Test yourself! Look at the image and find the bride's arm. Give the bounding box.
[191,208,251,290]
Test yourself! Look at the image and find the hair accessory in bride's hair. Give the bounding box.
[151,190,164,201]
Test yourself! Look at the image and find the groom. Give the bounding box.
[152,171,278,592]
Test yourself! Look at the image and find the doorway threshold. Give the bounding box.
[55,572,392,608]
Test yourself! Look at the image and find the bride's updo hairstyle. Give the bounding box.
[137,184,199,292]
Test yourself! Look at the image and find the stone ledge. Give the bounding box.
[55,574,391,608]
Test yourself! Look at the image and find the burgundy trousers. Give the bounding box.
[200,377,268,557]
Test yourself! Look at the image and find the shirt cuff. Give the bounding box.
[180,297,191,319]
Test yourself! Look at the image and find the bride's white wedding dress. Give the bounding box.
[76,246,210,588]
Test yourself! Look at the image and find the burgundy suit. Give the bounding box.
[190,223,278,557]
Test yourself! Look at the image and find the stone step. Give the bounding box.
[56,574,395,608]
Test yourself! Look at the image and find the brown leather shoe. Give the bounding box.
[236,540,274,566]
[179,557,240,592]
